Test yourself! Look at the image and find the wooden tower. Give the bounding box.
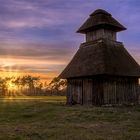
[59,9,140,105]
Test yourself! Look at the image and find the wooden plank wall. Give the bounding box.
[67,79,83,105]
[67,77,139,105]
[83,79,93,105]
[92,79,104,105]
[66,80,72,104]
[86,29,116,42]
[103,78,139,105]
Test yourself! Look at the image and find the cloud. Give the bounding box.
[0,63,65,73]
[0,0,140,81]
[1,0,139,45]
[0,41,77,75]
[0,41,76,60]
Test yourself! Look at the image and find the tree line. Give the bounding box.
[0,76,67,96]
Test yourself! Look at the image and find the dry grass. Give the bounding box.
[0,96,139,140]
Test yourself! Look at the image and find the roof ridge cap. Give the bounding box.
[90,9,111,16]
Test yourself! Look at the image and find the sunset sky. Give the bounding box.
[0,0,140,83]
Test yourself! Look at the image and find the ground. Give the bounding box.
[0,96,139,140]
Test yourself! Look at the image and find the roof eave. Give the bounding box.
[76,25,127,34]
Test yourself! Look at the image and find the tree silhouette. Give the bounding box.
[0,76,67,96]
[49,77,67,95]
[0,78,7,95]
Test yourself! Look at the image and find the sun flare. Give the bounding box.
[7,81,17,91]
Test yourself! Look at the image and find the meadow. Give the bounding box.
[0,96,139,140]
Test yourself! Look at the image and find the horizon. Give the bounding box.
[0,0,140,83]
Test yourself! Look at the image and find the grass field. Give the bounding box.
[0,96,139,140]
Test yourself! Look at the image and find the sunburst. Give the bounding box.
[7,81,17,91]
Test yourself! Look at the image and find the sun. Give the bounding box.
[7,81,17,91]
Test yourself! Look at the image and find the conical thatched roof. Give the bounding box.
[59,39,140,78]
[59,9,140,79]
[77,9,126,33]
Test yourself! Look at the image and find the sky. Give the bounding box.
[0,0,140,83]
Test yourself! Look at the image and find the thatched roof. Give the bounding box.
[59,9,140,79]
[77,9,126,33]
[59,39,140,78]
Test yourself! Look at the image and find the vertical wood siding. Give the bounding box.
[103,78,139,105]
[67,77,139,105]
[83,79,93,105]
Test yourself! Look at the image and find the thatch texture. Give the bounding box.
[77,9,126,33]
[60,9,140,106]
[60,39,140,78]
